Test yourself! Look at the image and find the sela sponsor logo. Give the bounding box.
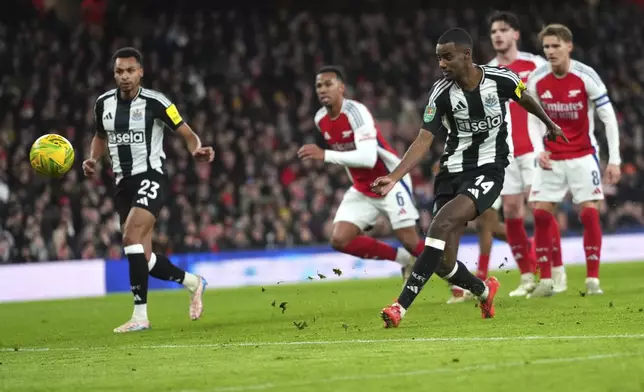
[456,114,503,134]
[108,130,145,145]
[544,101,584,120]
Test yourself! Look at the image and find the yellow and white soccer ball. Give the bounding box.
[29,134,75,177]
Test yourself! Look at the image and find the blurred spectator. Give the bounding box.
[1,0,643,262]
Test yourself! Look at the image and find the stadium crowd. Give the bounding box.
[1,0,644,262]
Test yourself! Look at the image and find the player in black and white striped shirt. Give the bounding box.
[82,47,215,333]
[372,28,566,328]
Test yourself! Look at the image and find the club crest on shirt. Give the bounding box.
[131,109,143,121]
[484,94,498,108]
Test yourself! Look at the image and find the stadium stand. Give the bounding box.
[1,0,643,262]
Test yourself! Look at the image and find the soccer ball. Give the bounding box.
[29,134,75,177]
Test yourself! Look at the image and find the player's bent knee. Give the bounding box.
[434,260,455,278]
[122,215,154,248]
[475,219,488,233]
[428,216,455,239]
[122,232,142,247]
[330,222,361,251]
[532,208,553,227]
[475,209,495,232]
[330,235,352,251]
[122,222,147,247]
[578,201,599,210]
[502,195,524,219]
[533,201,556,213]
[393,226,420,250]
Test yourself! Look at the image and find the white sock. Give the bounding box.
[480,286,490,301]
[395,247,413,266]
[148,253,157,271]
[183,272,200,292]
[132,304,148,321]
[521,272,535,280]
[394,302,407,317]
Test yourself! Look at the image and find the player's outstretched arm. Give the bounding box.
[516,91,568,143]
[82,134,107,178]
[390,129,434,182]
[90,133,107,161]
[371,129,434,196]
[149,92,214,163]
[298,137,378,168]
[83,101,109,178]
[321,131,378,168]
[176,124,214,163]
[372,80,440,195]
[300,102,379,168]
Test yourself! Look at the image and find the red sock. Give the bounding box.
[341,236,398,261]
[580,208,602,278]
[477,254,490,280]
[533,209,554,279]
[529,236,537,273]
[549,215,563,268]
[412,240,425,257]
[505,218,534,274]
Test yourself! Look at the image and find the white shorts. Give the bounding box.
[528,154,604,204]
[501,152,536,195]
[334,183,420,230]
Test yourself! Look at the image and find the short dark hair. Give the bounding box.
[488,11,520,31]
[437,28,473,49]
[538,24,573,43]
[317,65,345,83]
[112,47,143,65]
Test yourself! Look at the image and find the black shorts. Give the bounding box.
[432,164,505,219]
[114,170,168,226]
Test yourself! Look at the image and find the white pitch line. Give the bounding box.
[177,352,642,392]
[1,334,644,353]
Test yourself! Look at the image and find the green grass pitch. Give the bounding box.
[1,262,644,392]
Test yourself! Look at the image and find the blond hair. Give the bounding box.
[538,24,573,43]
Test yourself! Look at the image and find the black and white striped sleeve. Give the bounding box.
[141,89,185,131]
[93,98,106,138]
[421,79,450,134]
[486,67,526,102]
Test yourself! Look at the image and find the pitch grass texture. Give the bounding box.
[1,263,644,392]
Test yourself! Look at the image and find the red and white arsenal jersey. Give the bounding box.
[314,98,412,198]
[488,51,547,157]
[527,60,609,160]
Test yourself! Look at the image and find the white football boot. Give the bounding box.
[527,278,555,298]
[552,266,568,293]
[113,319,151,333]
[585,277,604,295]
[509,273,536,297]
[190,276,208,320]
[397,248,415,284]
[447,285,474,304]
